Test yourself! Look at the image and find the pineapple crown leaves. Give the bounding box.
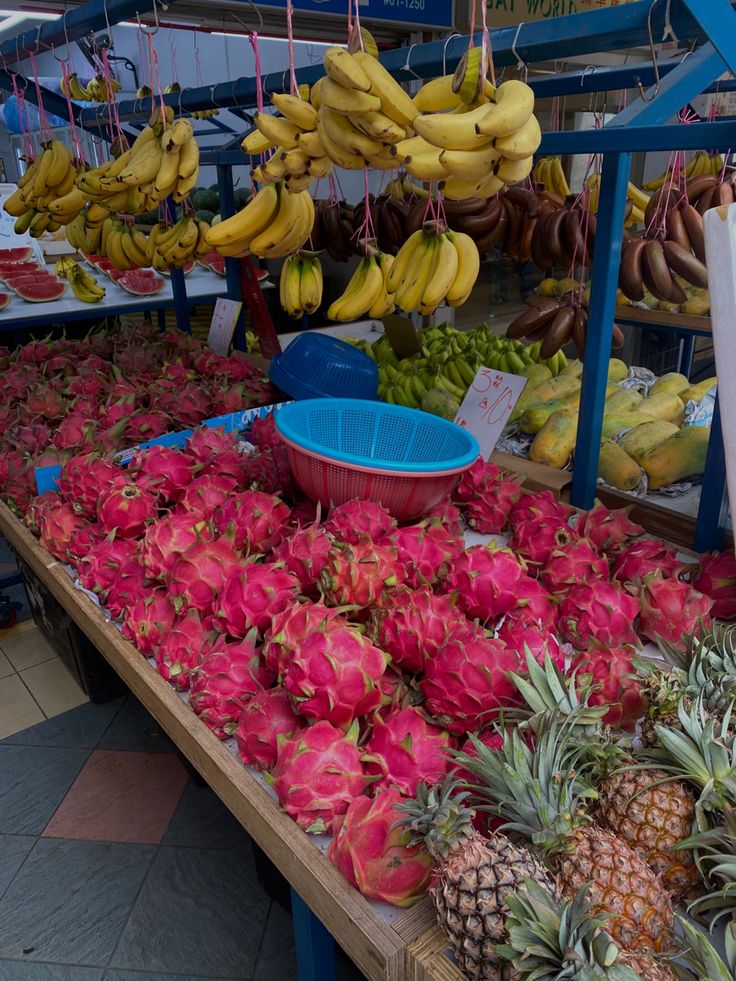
[674,916,736,981]
[509,648,610,734]
[394,778,476,860]
[678,805,736,927]
[493,878,640,981]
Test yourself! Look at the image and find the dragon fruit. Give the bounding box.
[38,503,87,561]
[215,490,290,554]
[24,491,61,536]
[57,452,123,518]
[508,489,573,532]
[268,720,373,833]
[423,497,463,537]
[124,410,172,443]
[570,643,645,731]
[324,499,397,545]
[391,520,462,589]
[77,535,140,602]
[67,522,105,563]
[369,586,470,674]
[420,629,522,733]
[576,505,645,553]
[178,474,239,519]
[611,538,683,587]
[638,572,714,654]
[686,551,736,620]
[541,538,609,594]
[506,576,560,631]
[155,609,215,691]
[241,445,295,498]
[189,634,274,738]
[328,784,433,907]
[288,498,320,527]
[104,560,148,620]
[271,523,333,596]
[560,580,642,651]
[320,540,399,611]
[235,686,302,770]
[26,387,67,422]
[168,538,242,617]
[141,513,212,581]
[454,460,524,534]
[99,395,135,430]
[284,620,387,727]
[214,562,300,636]
[496,619,563,668]
[509,515,576,569]
[363,707,451,796]
[122,590,177,655]
[263,600,346,677]
[444,543,526,622]
[454,728,505,789]
[129,446,197,504]
[97,481,158,538]
[185,426,241,465]
[164,383,211,428]
[246,413,281,451]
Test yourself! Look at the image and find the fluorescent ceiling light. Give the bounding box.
[0,8,59,17]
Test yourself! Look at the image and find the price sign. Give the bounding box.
[207,297,243,356]
[454,367,528,460]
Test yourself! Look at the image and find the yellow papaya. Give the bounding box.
[601,410,657,440]
[680,377,717,404]
[639,392,685,424]
[639,425,711,490]
[618,420,679,463]
[560,359,584,378]
[520,397,579,435]
[598,440,644,491]
[530,375,582,404]
[537,278,557,297]
[529,408,579,469]
[649,372,689,397]
[608,359,628,383]
[520,363,553,385]
[683,297,710,316]
[604,388,644,414]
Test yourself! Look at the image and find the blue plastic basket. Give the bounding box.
[269,332,378,401]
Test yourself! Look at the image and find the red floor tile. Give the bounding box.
[42,749,189,845]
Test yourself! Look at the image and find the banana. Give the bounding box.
[323,47,371,92]
[271,92,318,131]
[493,113,542,160]
[33,147,54,198]
[421,233,459,312]
[352,50,419,128]
[446,230,480,303]
[242,129,275,155]
[319,106,383,158]
[164,118,193,149]
[328,257,370,321]
[154,146,181,194]
[495,155,534,185]
[352,110,405,145]
[177,137,200,182]
[295,129,327,158]
[315,113,365,169]
[249,187,312,257]
[46,140,73,188]
[319,78,381,115]
[299,256,323,314]
[413,103,494,151]
[627,181,651,211]
[254,112,302,150]
[119,140,163,185]
[413,75,463,112]
[395,235,437,312]
[474,80,535,138]
[206,183,279,249]
[282,149,311,177]
[14,210,35,235]
[281,255,303,316]
[439,143,501,179]
[550,155,571,198]
[48,187,86,219]
[442,172,504,200]
[386,229,425,293]
[405,148,448,182]
[307,155,333,179]
[3,187,30,217]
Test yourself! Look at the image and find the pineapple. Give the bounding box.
[675,916,736,980]
[455,717,675,955]
[397,781,557,981]
[679,804,736,924]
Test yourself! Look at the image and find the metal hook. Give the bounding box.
[401,44,422,82]
[230,3,264,37]
[511,22,527,81]
[209,83,224,111]
[442,33,461,76]
[637,0,660,104]
[137,3,160,36]
[579,65,597,88]
[26,24,42,57]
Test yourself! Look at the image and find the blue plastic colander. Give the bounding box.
[269,332,378,401]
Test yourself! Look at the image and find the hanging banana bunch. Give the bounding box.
[386,226,481,314]
[3,139,83,233]
[327,251,395,322]
[205,181,314,259]
[279,253,323,318]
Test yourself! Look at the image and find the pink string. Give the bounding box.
[27,51,52,144]
[468,0,476,47]
[168,29,178,84]
[248,33,264,113]
[137,32,149,88]
[480,0,495,88]
[146,31,168,131]
[194,33,203,86]
[286,0,298,95]
[11,74,35,160]
[101,49,124,147]
[352,0,365,51]
[358,165,375,252]
[60,60,85,162]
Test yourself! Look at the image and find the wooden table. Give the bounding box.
[0,501,439,981]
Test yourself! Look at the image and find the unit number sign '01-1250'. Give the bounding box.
[454,368,528,460]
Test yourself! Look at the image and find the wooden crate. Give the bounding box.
[405,926,463,981]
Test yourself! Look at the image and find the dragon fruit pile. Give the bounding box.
[21,445,736,909]
[0,324,274,517]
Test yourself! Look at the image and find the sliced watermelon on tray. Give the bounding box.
[0,292,11,310]
[115,270,165,295]
[0,261,40,281]
[0,247,33,264]
[158,260,195,276]
[14,281,66,302]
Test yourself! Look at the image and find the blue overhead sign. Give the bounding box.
[253,0,455,31]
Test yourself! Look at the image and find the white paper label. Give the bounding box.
[207,297,243,355]
[454,367,528,460]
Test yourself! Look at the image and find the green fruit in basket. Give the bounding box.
[421,387,460,420]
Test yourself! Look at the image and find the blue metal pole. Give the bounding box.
[290,888,337,981]
[695,396,727,552]
[540,119,736,156]
[571,152,632,510]
[678,335,696,377]
[680,0,736,76]
[216,163,247,352]
[168,266,191,334]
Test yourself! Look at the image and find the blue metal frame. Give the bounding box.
[290,889,337,981]
[695,395,727,551]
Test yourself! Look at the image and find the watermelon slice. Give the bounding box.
[0,292,11,309]
[5,276,61,291]
[0,261,40,281]
[198,253,226,276]
[116,270,165,295]
[159,260,195,276]
[0,247,33,264]
[14,281,66,302]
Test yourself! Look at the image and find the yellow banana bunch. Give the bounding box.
[385,174,428,201]
[97,218,152,270]
[206,181,314,259]
[59,259,106,302]
[327,251,395,322]
[65,208,103,254]
[534,155,570,198]
[143,214,210,271]
[4,140,82,228]
[279,253,323,318]
[387,227,480,314]
[586,173,648,227]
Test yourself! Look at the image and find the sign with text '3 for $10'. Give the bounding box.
[455,368,528,460]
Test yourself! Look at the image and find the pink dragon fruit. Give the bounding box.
[268,720,373,833]
[155,609,215,691]
[284,620,388,727]
[97,481,158,538]
[320,540,399,611]
[67,522,105,564]
[363,707,451,796]
[246,413,281,451]
[104,560,148,620]
[611,538,683,587]
[560,580,642,651]
[235,686,302,770]
[215,490,290,554]
[242,444,295,498]
[141,513,212,581]
[124,411,172,443]
[26,387,67,422]
[423,497,464,537]
[328,784,433,907]
[168,538,243,616]
[165,384,211,428]
[324,499,397,545]
[391,520,462,589]
[189,634,274,738]
[420,629,522,733]
[57,452,123,518]
[444,543,526,622]
[454,459,524,534]
[506,576,560,631]
[129,446,198,504]
[271,523,333,596]
[185,426,241,465]
[369,586,470,674]
[214,562,300,636]
[508,489,573,532]
[541,538,609,594]
[570,643,645,731]
[263,601,347,676]
[122,590,177,655]
[496,619,563,668]
[24,491,61,536]
[38,503,87,561]
[686,550,736,620]
[77,535,140,602]
[288,498,320,527]
[99,395,135,430]
[509,515,576,569]
[178,474,239,519]
[576,505,645,553]
[454,728,505,789]
[638,572,714,654]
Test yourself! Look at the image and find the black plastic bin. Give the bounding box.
[16,554,127,703]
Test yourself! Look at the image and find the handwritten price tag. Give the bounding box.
[207,297,243,356]
[454,367,528,460]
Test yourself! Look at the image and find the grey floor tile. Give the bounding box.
[253,901,296,981]
[0,964,102,980]
[97,695,174,754]
[0,745,90,834]
[163,782,252,851]
[0,835,35,899]
[2,699,124,750]
[0,839,155,967]
[111,846,269,978]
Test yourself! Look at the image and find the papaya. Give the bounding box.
[618,420,679,463]
[520,363,553,385]
[598,440,644,491]
[683,297,710,316]
[608,359,629,383]
[537,277,558,297]
[639,392,685,425]
[560,359,584,378]
[601,410,657,440]
[604,388,644,413]
[520,396,579,435]
[421,387,460,420]
[529,408,579,469]
[530,375,582,404]
[649,372,689,397]
[555,277,578,296]
[639,425,711,489]
[680,376,717,404]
